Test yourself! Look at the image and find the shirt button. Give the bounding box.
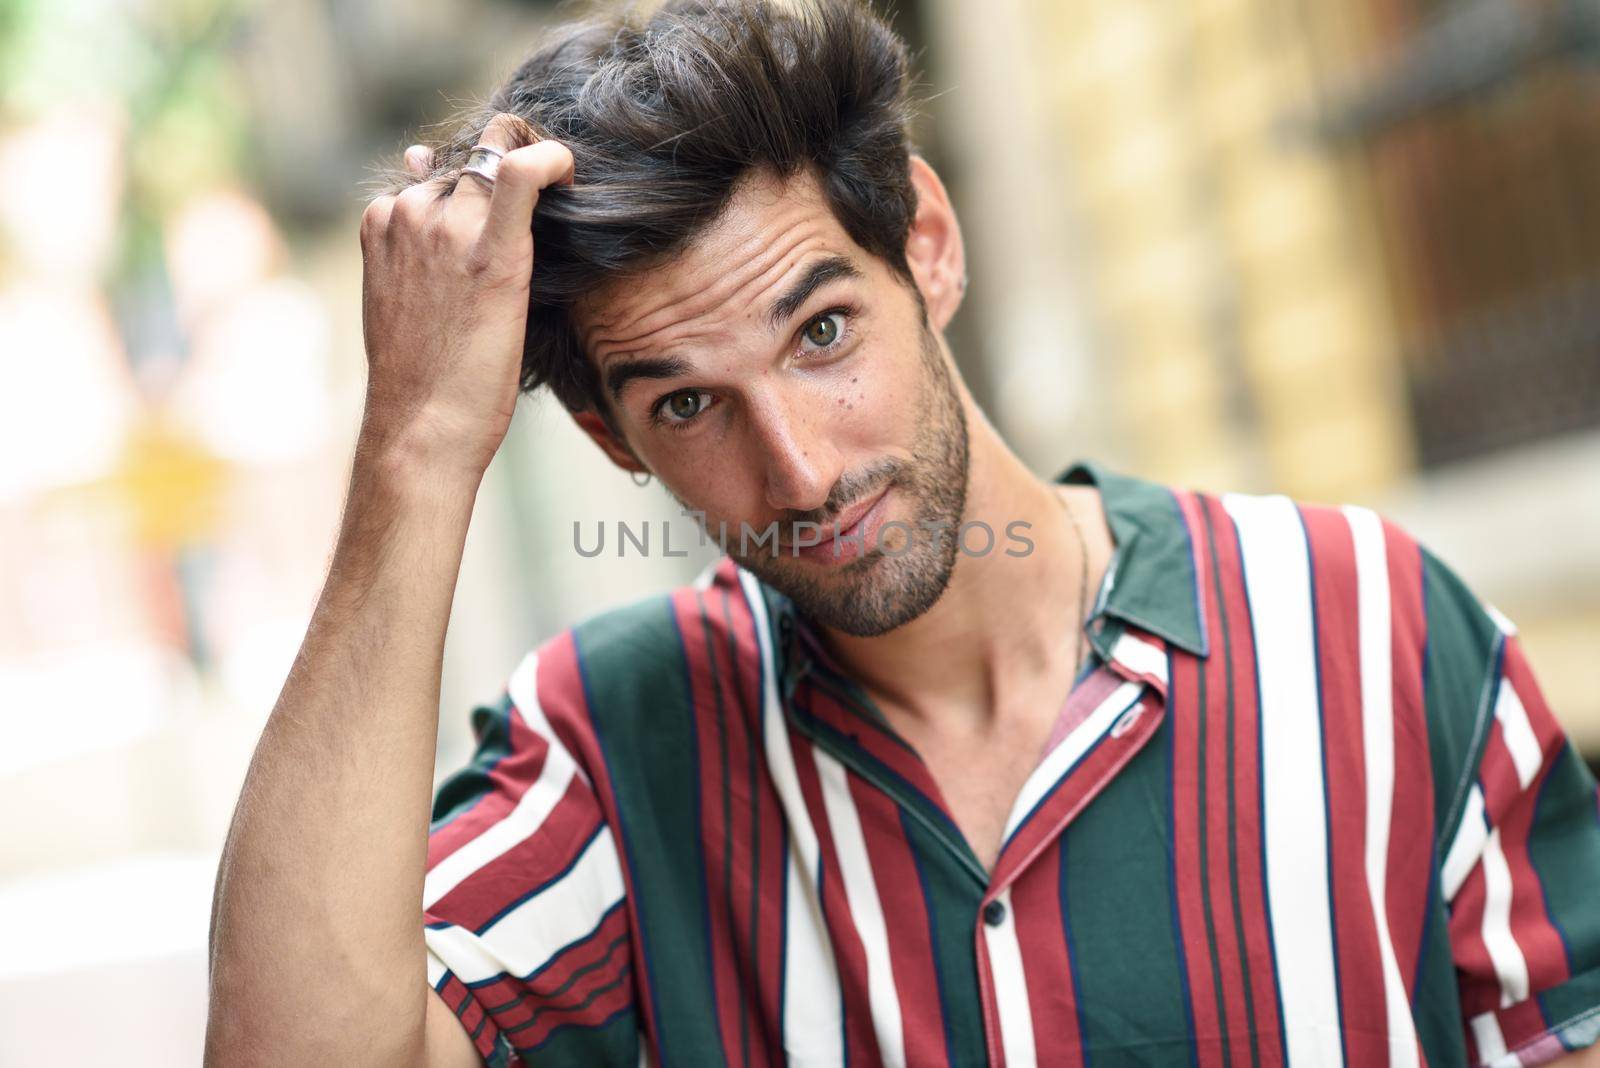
[982,900,1007,927]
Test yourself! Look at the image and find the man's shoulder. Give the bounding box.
[525,556,772,726]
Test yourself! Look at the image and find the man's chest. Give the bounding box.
[898,728,1046,877]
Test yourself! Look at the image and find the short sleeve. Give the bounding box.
[1426,554,1600,1065]
[423,643,640,1068]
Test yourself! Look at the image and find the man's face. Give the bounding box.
[572,166,969,637]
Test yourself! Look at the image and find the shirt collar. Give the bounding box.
[1054,458,1210,659]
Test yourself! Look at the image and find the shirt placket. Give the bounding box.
[973,623,1171,1068]
[775,600,1174,1068]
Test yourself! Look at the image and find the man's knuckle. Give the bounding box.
[359,197,394,244]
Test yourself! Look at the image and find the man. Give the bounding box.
[204,0,1600,1065]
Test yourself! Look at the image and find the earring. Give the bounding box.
[630,470,651,487]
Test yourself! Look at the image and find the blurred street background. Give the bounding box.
[1,0,1597,1062]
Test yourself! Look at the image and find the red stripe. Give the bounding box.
[672,586,747,1064]
[424,779,605,930]
[1203,492,1286,1063]
[1176,488,1252,1068]
[426,694,551,868]
[537,629,658,1052]
[1453,716,1558,1017]
[1301,504,1390,1064]
[1492,998,1550,1052]
[788,728,882,1065]
[437,973,503,1062]
[720,564,792,1066]
[505,961,635,1053]
[1011,838,1086,1066]
[1170,640,1226,1066]
[848,772,951,1066]
[1380,518,1434,1001]
[472,903,631,1028]
[1449,837,1497,1017]
[990,685,1162,893]
[798,660,949,816]
[1496,638,1573,991]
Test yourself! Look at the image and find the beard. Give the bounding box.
[679,313,971,638]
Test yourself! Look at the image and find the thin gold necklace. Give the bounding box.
[1053,485,1092,683]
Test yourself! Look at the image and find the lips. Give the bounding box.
[805,487,888,546]
[779,485,892,561]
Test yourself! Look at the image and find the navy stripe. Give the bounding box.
[465,896,626,990]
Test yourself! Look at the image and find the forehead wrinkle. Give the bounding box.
[584,199,835,369]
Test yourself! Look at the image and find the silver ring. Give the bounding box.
[460,144,503,186]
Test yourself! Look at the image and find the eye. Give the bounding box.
[800,309,850,352]
[653,388,714,428]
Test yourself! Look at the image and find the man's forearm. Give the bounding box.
[205,426,481,1066]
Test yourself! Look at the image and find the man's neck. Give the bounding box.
[813,397,1112,739]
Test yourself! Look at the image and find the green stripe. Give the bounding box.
[1420,547,1503,847]
[510,1001,641,1067]
[1529,743,1600,980]
[576,596,727,1064]
[1410,889,1469,1066]
[1538,965,1600,1051]
[431,693,518,827]
[698,597,750,1067]
[1062,721,1194,1058]
[897,805,988,1065]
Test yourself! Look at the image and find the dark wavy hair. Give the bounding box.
[397,0,925,434]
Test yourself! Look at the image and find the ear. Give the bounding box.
[903,154,967,332]
[572,408,648,475]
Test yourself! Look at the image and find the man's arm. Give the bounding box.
[1551,1045,1600,1067]
[204,114,575,1068]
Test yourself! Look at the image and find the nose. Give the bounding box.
[748,388,843,515]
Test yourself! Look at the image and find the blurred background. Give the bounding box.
[1,0,1596,1062]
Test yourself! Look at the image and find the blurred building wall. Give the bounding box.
[926,0,1599,749]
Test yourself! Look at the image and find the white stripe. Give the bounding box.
[1470,1011,1509,1062]
[1002,680,1144,842]
[1480,827,1531,1006]
[1223,492,1344,1068]
[423,824,626,983]
[815,749,906,1067]
[1485,602,1518,637]
[982,886,1036,1068]
[423,652,583,909]
[425,948,447,987]
[1344,505,1421,1067]
[1494,678,1542,790]
[1109,630,1168,684]
[692,557,720,591]
[509,649,594,788]
[1443,786,1488,902]
[739,567,844,1064]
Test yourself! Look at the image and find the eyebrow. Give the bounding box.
[764,253,863,332]
[603,253,864,406]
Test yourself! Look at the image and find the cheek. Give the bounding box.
[824,346,923,447]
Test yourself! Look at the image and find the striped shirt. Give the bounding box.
[421,458,1600,1067]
